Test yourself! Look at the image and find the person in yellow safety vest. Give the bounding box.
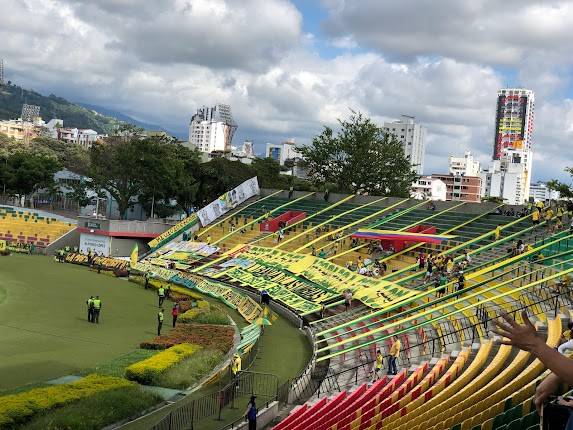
[388,336,401,375]
[157,308,164,336]
[158,286,165,306]
[494,225,501,240]
[92,296,102,324]
[532,209,540,225]
[545,207,554,231]
[86,296,94,323]
[373,349,384,381]
[232,353,242,378]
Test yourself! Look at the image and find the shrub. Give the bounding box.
[140,324,234,353]
[193,310,229,325]
[152,349,225,389]
[0,374,133,428]
[125,343,201,384]
[178,308,207,324]
[22,385,161,430]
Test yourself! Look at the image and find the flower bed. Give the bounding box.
[0,374,133,428]
[178,308,207,323]
[125,343,201,384]
[140,324,234,353]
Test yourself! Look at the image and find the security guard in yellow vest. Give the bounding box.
[158,286,165,306]
[157,308,164,336]
[232,353,242,378]
[92,296,102,324]
[86,296,94,323]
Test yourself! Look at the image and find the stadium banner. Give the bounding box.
[197,177,260,227]
[80,233,111,256]
[148,214,200,251]
[65,253,129,271]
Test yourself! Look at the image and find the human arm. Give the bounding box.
[493,311,573,413]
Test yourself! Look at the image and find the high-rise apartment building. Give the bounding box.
[449,151,481,177]
[188,104,237,153]
[493,88,535,160]
[482,88,535,204]
[383,115,426,175]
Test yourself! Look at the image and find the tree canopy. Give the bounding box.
[297,111,418,196]
[547,168,573,200]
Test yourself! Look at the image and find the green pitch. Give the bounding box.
[0,254,160,390]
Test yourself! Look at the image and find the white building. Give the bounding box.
[188,104,237,153]
[266,139,301,166]
[449,151,481,176]
[383,115,426,175]
[55,127,99,148]
[529,182,560,203]
[480,148,532,205]
[411,176,446,201]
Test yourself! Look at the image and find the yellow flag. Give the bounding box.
[130,244,138,267]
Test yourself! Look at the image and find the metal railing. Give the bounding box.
[150,370,278,430]
[296,284,573,400]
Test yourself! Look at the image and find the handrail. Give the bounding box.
[316,242,573,362]
[316,230,567,337]
[323,200,429,259]
[294,198,413,253]
[316,249,573,345]
[311,283,573,390]
[385,212,534,282]
[275,196,387,249]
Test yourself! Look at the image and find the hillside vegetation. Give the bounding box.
[0,83,123,133]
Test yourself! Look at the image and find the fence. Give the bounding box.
[298,283,573,399]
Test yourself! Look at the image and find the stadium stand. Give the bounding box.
[0,206,76,247]
[135,189,573,430]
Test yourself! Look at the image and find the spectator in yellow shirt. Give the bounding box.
[388,336,401,375]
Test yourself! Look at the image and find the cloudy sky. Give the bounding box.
[2,0,573,180]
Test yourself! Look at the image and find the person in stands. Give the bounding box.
[558,322,573,355]
[388,336,401,375]
[373,349,384,381]
[493,311,573,418]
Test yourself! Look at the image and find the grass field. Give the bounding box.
[0,254,164,390]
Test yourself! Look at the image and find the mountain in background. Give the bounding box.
[0,82,180,137]
[79,103,183,137]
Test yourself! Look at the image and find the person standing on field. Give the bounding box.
[92,296,102,324]
[158,285,165,306]
[86,296,94,323]
[157,308,164,336]
[172,303,179,328]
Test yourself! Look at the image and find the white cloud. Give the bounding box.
[1,0,572,182]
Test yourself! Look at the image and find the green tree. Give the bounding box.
[251,157,289,188]
[546,169,573,200]
[196,158,255,206]
[5,151,61,198]
[89,138,151,219]
[298,111,419,196]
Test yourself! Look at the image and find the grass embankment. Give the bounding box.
[21,385,161,430]
[0,254,160,390]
